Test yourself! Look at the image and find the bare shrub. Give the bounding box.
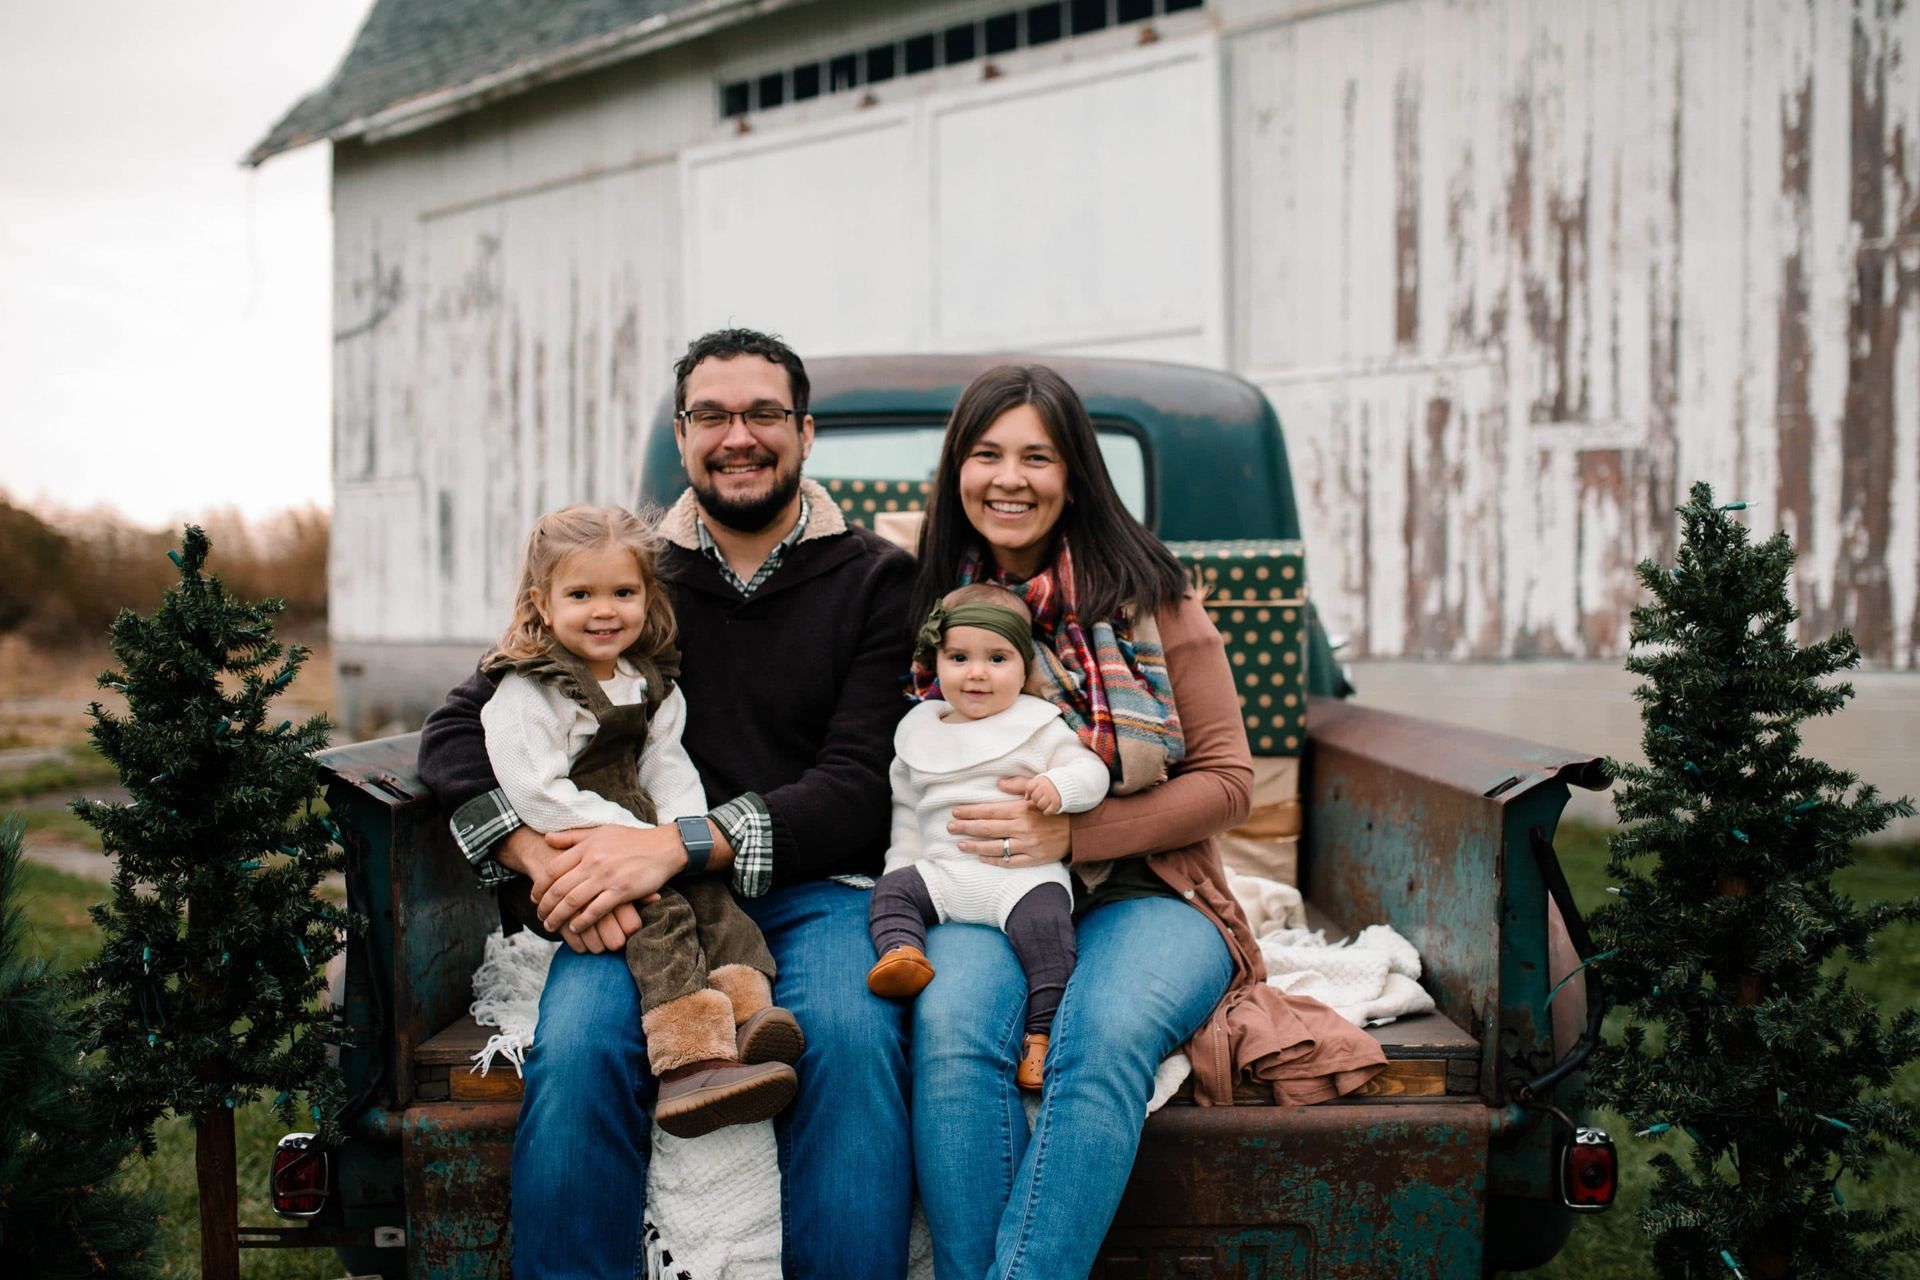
[0,494,328,640]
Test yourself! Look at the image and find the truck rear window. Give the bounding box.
[809,422,1149,523]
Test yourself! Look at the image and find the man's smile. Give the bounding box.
[711,453,775,477]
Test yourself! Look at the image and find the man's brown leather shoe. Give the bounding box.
[653,1059,797,1139]
[866,945,935,998]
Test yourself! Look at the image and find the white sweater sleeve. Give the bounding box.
[1036,721,1113,815]
[636,685,708,822]
[881,756,925,875]
[481,673,648,833]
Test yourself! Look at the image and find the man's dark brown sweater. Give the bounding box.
[418,483,915,889]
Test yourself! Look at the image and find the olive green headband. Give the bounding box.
[913,602,1033,670]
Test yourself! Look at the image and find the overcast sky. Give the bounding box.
[1,1,375,526]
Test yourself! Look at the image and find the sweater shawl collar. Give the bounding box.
[656,477,847,551]
[893,695,1065,775]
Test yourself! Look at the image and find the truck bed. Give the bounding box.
[318,698,1605,1277]
[412,897,1483,1107]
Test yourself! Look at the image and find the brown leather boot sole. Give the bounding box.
[737,1006,805,1065]
[654,1059,798,1139]
[1017,1033,1049,1092]
[867,945,935,999]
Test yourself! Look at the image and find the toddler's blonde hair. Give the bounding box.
[496,504,676,664]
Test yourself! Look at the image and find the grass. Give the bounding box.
[0,740,119,802]
[15,862,345,1279]
[1525,821,1920,1279]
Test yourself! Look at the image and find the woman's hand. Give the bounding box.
[949,776,1073,868]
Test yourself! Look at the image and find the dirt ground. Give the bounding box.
[1,631,335,878]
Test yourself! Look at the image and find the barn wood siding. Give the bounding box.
[325,0,1151,646]
[328,0,1920,667]
[1230,0,1919,666]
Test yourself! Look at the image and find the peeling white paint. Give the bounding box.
[325,0,1920,667]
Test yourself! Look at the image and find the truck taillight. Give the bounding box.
[1559,1127,1617,1212]
[270,1133,330,1218]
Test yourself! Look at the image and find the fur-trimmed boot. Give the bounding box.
[709,964,805,1065]
[645,988,796,1139]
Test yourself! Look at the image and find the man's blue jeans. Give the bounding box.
[913,895,1234,1280]
[510,879,913,1279]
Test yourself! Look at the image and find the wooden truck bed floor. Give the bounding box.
[413,900,1483,1107]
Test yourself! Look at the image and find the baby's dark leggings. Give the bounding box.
[869,866,1077,1036]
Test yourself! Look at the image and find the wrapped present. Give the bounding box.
[1166,539,1308,758]
[873,510,925,553]
[816,477,929,527]
[1216,756,1302,885]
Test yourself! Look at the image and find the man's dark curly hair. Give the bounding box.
[672,328,810,419]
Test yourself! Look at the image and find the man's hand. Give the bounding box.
[536,825,688,936]
[950,776,1073,868]
[497,826,557,881]
[500,827,645,953]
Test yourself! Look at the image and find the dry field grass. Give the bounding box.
[1,631,336,868]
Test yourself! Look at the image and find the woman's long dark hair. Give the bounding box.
[911,364,1188,629]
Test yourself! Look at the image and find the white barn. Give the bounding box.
[252,0,1920,732]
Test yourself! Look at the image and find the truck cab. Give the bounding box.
[296,354,1611,1277]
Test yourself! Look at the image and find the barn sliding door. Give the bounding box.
[681,36,1226,366]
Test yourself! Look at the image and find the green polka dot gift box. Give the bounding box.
[818,477,929,521]
[1165,539,1308,758]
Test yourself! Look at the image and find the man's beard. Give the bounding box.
[691,457,803,534]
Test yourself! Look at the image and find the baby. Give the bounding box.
[866,584,1111,1089]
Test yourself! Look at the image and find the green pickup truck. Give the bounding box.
[271,355,1615,1277]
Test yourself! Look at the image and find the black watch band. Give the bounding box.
[674,815,715,875]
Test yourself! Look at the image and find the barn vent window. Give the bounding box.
[719,0,1203,119]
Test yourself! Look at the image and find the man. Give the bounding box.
[417,328,915,1279]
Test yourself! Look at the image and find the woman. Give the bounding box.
[907,364,1384,1280]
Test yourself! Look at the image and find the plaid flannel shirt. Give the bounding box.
[452,496,813,899]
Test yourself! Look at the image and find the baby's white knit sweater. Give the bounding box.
[885,695,1111,928]
[480,661,708,834]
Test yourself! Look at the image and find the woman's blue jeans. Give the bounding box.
[913,893,1235,1280]
[509,879,913,1279]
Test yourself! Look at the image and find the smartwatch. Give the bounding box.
[674,815,716,874]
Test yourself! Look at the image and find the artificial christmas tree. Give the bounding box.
[1592,483,1919,1279]
[0,817,160,1279]
[71,526,351,1280]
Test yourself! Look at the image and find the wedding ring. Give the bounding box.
[1001,837,1013,862]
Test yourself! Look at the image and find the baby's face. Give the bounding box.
[937,625,1025,720]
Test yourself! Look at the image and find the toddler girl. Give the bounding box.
[866,584,1110,1089]
[480,504,802,1138]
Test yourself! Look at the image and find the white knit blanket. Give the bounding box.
[467,874,1425,1279]
[1228,875,1437,1027]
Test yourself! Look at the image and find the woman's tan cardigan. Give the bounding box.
[1069,592,1387,1106]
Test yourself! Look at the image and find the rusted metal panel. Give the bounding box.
[1104,1102,1490,1278]
[320,733,498,1109]
[1303,696,1605,1100]
[401,1102,518,1279]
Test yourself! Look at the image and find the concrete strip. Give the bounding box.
[1348,660,1920,841]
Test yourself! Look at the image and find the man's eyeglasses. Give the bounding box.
[677,407,798,432]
